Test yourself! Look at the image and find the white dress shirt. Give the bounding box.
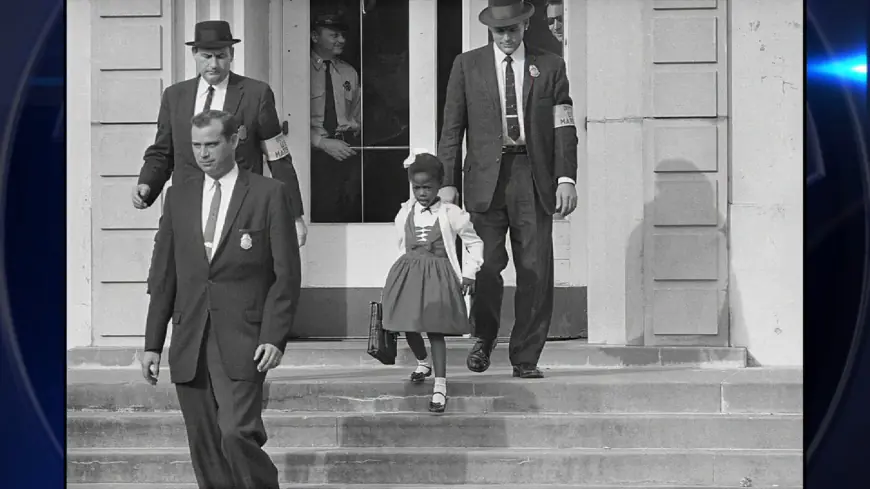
[493,42,527,146]
[413,200,441,241]
[202,164,239,260]
[492,42,575,186]
[194,75,229,115]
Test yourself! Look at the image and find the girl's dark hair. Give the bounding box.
[407,153,445,183]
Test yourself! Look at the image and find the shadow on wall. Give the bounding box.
[624,158,740,354]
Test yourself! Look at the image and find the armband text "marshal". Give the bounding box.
[261,134,291,161]
[553,104,575,128]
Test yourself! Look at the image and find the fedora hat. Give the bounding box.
[185,20,241,49]
[479,0,535,28]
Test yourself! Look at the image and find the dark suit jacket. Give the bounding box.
[438,44,579,214]
[144,168,302,384]
[138,72,305,218]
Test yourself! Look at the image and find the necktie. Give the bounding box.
[203,85,215,112]
[323,60,338,136]
[203,180,222,261]
[504,56,521,142]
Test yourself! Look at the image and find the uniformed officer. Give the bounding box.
[310,13,363,223]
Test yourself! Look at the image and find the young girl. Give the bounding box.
[381,150,484,413]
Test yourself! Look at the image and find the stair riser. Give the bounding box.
[67,381,802,414]
[67,451,803,486]
[68,346,747,369]
[67,414,802,450]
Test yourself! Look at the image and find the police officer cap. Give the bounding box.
[312,13,349,32]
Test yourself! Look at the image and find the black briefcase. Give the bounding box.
[367,301,398,365]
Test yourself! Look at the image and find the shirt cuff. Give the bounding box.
[557,177,576,185]
[311,132,325,149]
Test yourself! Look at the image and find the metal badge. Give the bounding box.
[240,233,252,250]
[343,81,351,91]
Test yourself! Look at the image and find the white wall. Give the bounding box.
[67,0,93,349]
[729,0,803,366]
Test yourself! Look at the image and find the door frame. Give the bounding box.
[278,0,438,290]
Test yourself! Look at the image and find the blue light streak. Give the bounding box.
[808,53,867,84]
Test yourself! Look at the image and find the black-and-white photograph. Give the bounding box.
[67,0,803,487]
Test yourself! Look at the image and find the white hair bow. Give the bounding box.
[403,148,431,168]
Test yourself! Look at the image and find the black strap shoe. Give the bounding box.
[467,338,498,373]
[512,364,544,378]
[428,392,447,413]
[410,365,432,383]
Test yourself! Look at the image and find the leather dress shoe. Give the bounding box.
[466,338,498,373]
[512,364,544,378]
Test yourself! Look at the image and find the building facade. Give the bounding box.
[67,0,802,365]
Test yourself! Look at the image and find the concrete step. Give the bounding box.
[67,341,747,369]
[67,447,802,486]
[67,367,802,414]
[66,485,803,489]
[67,411,801,450]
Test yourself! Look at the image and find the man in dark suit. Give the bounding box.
[438,0,579,379]
[140,110,301,489]
[132,20,308,247]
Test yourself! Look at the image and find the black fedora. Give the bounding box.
[185,20,241,49]
[479,0,535,28]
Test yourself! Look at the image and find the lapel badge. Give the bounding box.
[240,233,253,250]
[343,81,351,91]
[529,65,540,78]
[237,125,247,140]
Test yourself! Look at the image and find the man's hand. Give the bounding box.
[461,277,476,296]
[132,184,151,209]
[141,351,161,385]
[295,218,308,247]
[319,139,356,161]
[555,182,578,217]
[254,344,283,372]
[438,186,459,204]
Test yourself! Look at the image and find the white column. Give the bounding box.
[183,0,199,79]
[584,0,646,345]
[67,0,93,349]
[463,0,489,51]
[268,0,284,105]
[210,0,222,20]
[729,0,803,366]
[563,0,587,290]
[408,0,438,152]
[283,0,310,282]
[229,0,245,75]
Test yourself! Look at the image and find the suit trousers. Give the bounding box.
[175,317,279,489]
[469,153,555,367]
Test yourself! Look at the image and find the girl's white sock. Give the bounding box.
[432,377,447,404]
[414,358,431,375]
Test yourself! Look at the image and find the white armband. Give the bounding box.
[553,104,575,128]
[260,134,291,161]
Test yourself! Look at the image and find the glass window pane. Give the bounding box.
[360,0,410,223]
[308,0,410,223]
[309,2,363,223]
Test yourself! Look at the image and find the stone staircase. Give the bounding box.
[67,341,803,488]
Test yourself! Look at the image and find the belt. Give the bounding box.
[502,145,527,154]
